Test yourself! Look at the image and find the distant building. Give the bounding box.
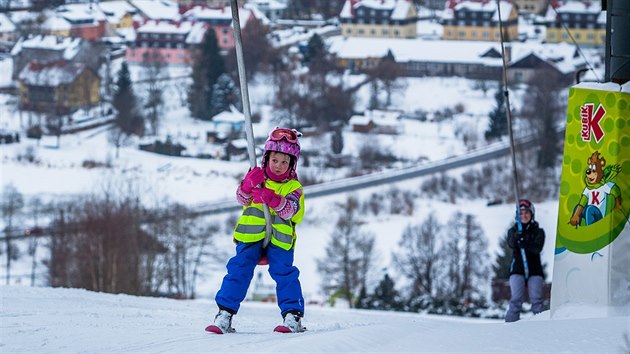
[507,42,586,83]
[128,0,182,22]
[182,5,256,50]
[329,36,504,79]
[441,0,519,42]
[543,1,605,46]
[125,20,207,65]
[329,36,587,82]
[513,0,548,16]
[177,0,230,12]
[17,61,101,114]
[349,109,402,134]
[98,1,139,31]
[43,3,108,42]
[251,0,287,23]
[0,13,17,45]
[10,35,103,81]
[339,0,418,39]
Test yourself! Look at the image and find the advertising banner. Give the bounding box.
[551,83,630,317]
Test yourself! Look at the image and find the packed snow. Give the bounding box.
[1,285,628,353]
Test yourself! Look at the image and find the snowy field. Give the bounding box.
[1,285,628,353]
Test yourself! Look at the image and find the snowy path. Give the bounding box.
[1,286,628,353]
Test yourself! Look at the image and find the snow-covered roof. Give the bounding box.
[18,61,88,86]
[55,3,106,24]
[212,105,245,124]
[135,20,208,44]
[543,2,606,24]
[10,35,82,60]
[243,3,271,27]
[442,0,513,21]
[129,0,181,21]
[0,13,17,33]
[329,35,584,73]
[183,5,252,29]
[340,0,413,20]
[509,41,584,75]
[252,0,287,11]
[98,1,138,25]
[328,36,502,66]
[41,16,72,31]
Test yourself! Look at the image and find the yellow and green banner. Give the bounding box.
[551,83,630,317]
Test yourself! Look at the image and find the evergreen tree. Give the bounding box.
[485,84,508,140]
[363,273,404,311]
[331,127,344,154]
[210,73,240,115]
[112,61,144,137]
[303,33,325,66]
[188,29,225,120]
[492,235,512,281]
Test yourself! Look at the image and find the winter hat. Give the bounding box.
[519,199,535,219]
[261,127,301,180]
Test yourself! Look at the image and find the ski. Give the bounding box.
[273,325,306,333]
[205,325,235,334]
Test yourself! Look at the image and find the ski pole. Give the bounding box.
[230,0,273,247]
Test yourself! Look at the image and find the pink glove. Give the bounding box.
[241,167,265,194]
[251,187,283,209]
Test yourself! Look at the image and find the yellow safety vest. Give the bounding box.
[233,179,304,250]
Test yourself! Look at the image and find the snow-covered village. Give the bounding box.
[1,0,629,352]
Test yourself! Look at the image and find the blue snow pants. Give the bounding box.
[215,241,304,317]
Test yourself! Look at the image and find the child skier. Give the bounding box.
[206,127,306,334]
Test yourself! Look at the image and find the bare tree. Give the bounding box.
[367,50,406,108]
[141,61,166,136]
[27,196,44,286]
[393,213,442,299]
[1,184,24,285]
[439,212,490,303]
[316,197,378,307]
[520,68,570,169]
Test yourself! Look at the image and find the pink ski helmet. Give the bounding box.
[261,127,301,175]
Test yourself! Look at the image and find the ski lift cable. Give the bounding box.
[544,0,601,82]
[496,0,528,278]
[230,0,273,248]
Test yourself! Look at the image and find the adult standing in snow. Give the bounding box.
[207,128,306,334]
[505,199,546,322]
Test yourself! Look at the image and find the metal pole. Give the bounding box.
[230,0,273,247]
[496,0,527,277]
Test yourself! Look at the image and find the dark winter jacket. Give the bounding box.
[507,221,545,278]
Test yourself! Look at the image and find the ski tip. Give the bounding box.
[273,325,293,333]
[205,325,224,334]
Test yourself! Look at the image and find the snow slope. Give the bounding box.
[1,285,628,353]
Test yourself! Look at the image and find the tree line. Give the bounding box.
[1,181,229,298]
[317,195,536,317]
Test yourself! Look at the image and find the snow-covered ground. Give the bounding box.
[1,285,628,353]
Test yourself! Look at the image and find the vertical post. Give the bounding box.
[605,0,630,84]
[230,0,273,247]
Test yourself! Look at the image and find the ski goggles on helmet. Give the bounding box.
[519,199,532,209]
[269,128,301,143]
